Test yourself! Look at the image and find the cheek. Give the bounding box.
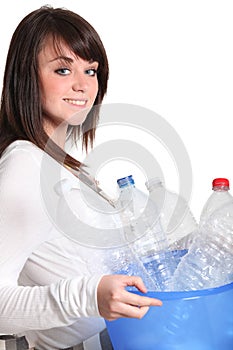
[44,82,62,97]
[92,80,99,100]
[91,76,98,90]
[40,74,63,99]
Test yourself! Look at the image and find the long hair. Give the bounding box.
[0,5,109,169]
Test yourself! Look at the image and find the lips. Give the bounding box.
[63,98,87,106]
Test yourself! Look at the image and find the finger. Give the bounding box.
[105,292,162,320]
[122,290,163,307]
[123,275,148,293]
[106,303,150,320]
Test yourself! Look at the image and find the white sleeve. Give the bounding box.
[0,276,102,333]
[0,145,102,333]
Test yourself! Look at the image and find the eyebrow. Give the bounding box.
[49,56,74,63]
[49,56,97,65]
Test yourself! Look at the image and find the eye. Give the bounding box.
[85,68,97,77]
[55,68,71,76]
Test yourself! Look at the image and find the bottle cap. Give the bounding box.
[117,175,135,188]
[145,177,163,191]
[212,178,230,189]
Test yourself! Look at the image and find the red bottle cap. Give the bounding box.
[212,178,229,189]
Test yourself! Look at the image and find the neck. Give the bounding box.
[43,120,68,149]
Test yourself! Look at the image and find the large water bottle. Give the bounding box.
[145,177,198,250]
[116,175,176,291]
[199,178,233,228]
[171,178,233,291]
[54,178,160,289]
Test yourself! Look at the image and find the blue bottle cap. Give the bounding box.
[117,175,135,188]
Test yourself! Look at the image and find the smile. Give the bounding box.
[64,99,86,106]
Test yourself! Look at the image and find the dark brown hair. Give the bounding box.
[0,5,109,169]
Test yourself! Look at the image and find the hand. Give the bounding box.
[97,274,162,321]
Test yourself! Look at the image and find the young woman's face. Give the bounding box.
[38,37,99,137]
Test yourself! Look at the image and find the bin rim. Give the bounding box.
[131,281,233,301]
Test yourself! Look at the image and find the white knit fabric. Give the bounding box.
[0,140,120,350]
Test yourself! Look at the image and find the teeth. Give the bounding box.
[64,99,86,106]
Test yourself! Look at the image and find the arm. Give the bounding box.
[0,276,102,333]
[0,143,162,333]
[0,144,103,332]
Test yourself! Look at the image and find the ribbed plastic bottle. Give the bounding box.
[116,175,176,291]
[54,178,161,286]
[199,178,233,228]
[145,178,198,250]
[171,178,233,291]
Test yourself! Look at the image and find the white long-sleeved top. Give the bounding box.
[0,140,122,349]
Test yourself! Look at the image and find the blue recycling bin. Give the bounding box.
[106,277,233,349]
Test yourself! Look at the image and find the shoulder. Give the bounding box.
[0,140,80,209]
[0,141,45,199]
[0,140,64,183]
[0,140,44,167]
[0,141,47,194]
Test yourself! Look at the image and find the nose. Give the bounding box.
[72,72,88,92]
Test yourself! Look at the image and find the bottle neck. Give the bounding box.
[146,182,164,193]
[145,177,163,192]
[213,186,229,192]
[118,183,135,191]
[147,183,163,192]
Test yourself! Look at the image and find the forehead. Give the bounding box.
[39,35,76,60]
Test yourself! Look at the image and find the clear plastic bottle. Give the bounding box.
[54,178,158,288]
[116,175,176,291]
[199,178,233,228]
[171,178,233,291]
[145,177,198,250]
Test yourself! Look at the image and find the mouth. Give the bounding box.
[63,98,87,106]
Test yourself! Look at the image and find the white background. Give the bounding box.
[1,0,233,221]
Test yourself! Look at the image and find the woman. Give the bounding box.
[0,6,162,350]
